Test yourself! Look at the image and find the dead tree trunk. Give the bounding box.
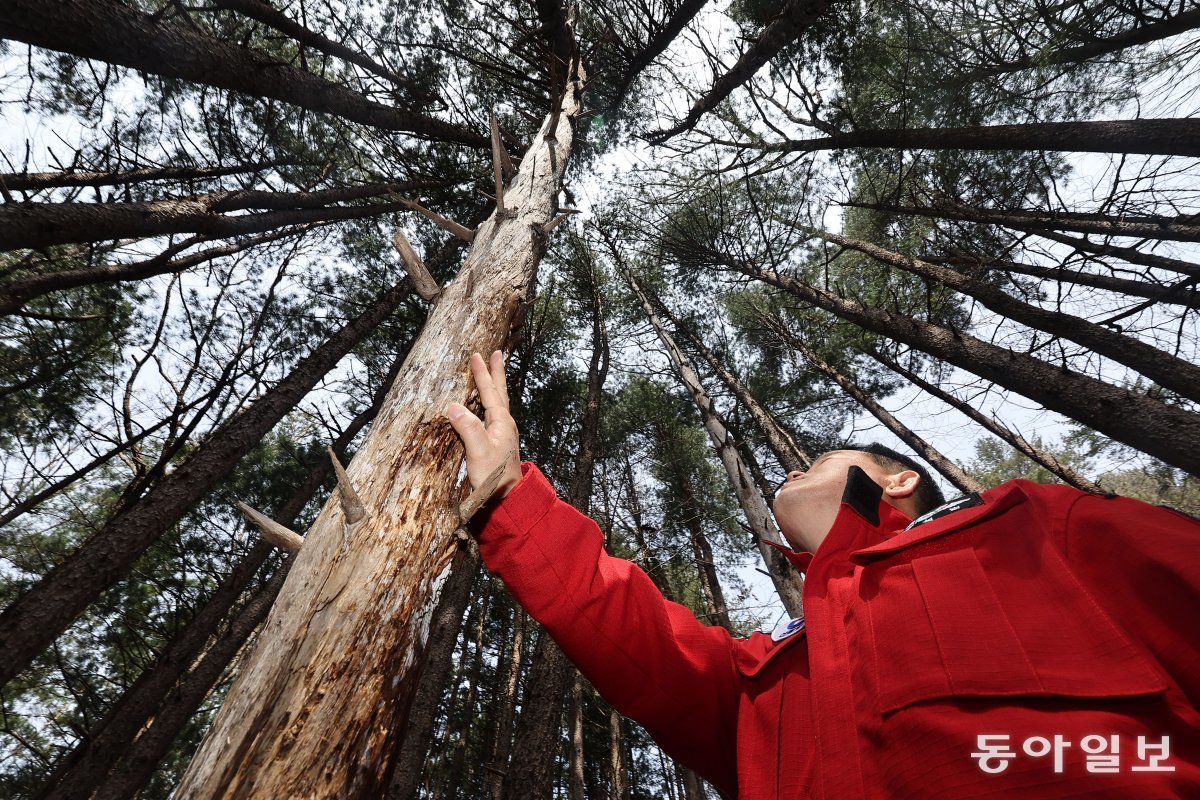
[608,708,630,800]
[767,323,983,494]
[726,257,1200,475]
[865,348,1104,493]
[173,72,583,798]
[619,262,805,616]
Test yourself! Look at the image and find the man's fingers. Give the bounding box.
[446,402,489,453]
[470,351,507,413]
[489,350,510,410]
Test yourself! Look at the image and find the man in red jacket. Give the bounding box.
[446,351,1200,799]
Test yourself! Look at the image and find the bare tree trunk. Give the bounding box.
[608,707,630,800]
[761,118,1200,158]
[802,228,1200,402]
[0,276,415,688]
[771,325,983,494]
[442,586,491,800]
[927,253,1200,310]
[173,72,583,798]
[622,455,678,602]
[486,609,527,800]
[726,257,1200,475]
[567,672,586,800]
[617,258,805,616]
[847,199,1200,244]
[0,180,442,251]
[650,0,835,142]
[0,0,487,145]
[386,546,482,800]
[670,317,812,471]
[686,509,734,630]
[681,766,707,800]
[866,348,1104,493]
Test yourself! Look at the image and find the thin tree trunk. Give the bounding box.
[622,455,677,602]
[0,0,487,145]
[650,0,835,142]
[967,8,1200,77]
[0,180,442,251]
[608,707,630,800]
[486,609,527,800]
[801,227,1200,402]
[0,159,295,192]
[173,72,583,798]
[617,257,806,616]
[387,546,482,800]
[685,505,734,630]
[1028,228,1200,279]
[758,118,1200,158]
[681,766,707,800]
[35,361,402,800]
[442,586,491,800]
[777,326,983,494]
[671,321,812,472]
[928,253,1200,309]
[865,348,1103,493]
[0,224,324,315]
[725,256,1200,474]
[848,199,1200,244]
[0,277,414,688]
[567,671,586,800]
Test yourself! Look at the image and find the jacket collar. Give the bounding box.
[765,465,913,574]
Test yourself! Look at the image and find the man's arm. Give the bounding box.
[446,352,740,796]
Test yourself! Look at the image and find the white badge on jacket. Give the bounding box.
[771,616,805,642]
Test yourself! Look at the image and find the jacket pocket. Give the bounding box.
[858,522,1167,716]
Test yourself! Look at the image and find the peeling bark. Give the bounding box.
[174,73,583,799]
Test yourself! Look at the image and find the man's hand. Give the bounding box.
[446,350,523,501]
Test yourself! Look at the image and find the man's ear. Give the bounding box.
[883,469,920,500]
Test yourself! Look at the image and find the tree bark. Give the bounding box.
[619,259,805,616]
[608,707,630,800]
[803,228,1200,401]
[759,118,1200,158]
[726,257,1200,475]
[567,671,586,800]
[441,586,491,800]
[173,72,583,799]
[0,277,414,688]
[0,0,487,145]
[865,348,1103,493]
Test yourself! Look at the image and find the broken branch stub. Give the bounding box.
[328,447,366,525]
[392,229,441,301]
[391,193,476,242]
[458,447,517,523]
[236,502,304,552]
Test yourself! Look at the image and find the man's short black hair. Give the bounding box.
[857,443,946,518]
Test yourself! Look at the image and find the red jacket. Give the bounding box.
[474,462,1200,798]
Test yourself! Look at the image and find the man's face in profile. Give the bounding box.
[771,450,896,553]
